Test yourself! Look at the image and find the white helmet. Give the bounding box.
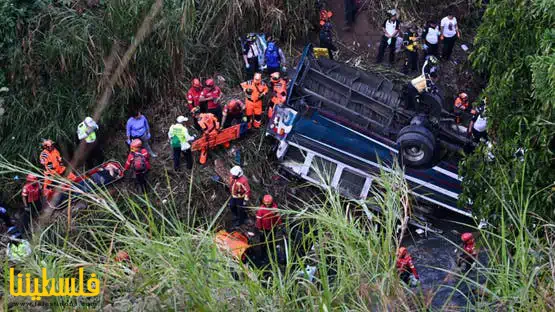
[84,116,97,127]
[176,115,188,123]
[230,166,243,177]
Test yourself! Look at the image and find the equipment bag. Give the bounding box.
[133,152,147,172]
[265,45,280,68]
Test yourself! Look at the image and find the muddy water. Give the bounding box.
[403,212,486,309]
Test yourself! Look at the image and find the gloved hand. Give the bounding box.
[245,63,250,69]
[146,132,151,140]
[242,116,248,123]
[281,66,287,72]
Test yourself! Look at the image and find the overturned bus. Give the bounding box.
[267,45,475,220]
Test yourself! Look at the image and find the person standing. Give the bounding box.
[440,12,460,60]
[376,9,401,65]
[229,166,251,226]
[343,0,358,31]
[186,78,204,113]
[240,73,268,129]
[468,98,488,143]
[200,78,222,122]
[21,174,41,232]
[457,232,477,272]
[269,72,288,118]
[402,24,419,73]
[123,139,151,193]
[255,195,282,234]
[319,22,337,60]
[263,41,287,76]
[422,20,440,58]
[168,116,194,171]
[76,116,103,168]
[126,110,157,157]
[243,34,261,80]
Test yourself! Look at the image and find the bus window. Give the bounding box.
[338,169,366,198]
[284,145,306,164]
[307,155,337,184]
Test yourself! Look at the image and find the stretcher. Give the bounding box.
[191,123,249,164]
[214,230,250,262]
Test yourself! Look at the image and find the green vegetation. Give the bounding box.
[463,0,555,220]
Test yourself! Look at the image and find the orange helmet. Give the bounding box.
[461,232,474,242]
[263,194,273,206]
[397,247,408,258]
[26,174,38,182]
[42,139,54,148]
[205,78,215,87]
[459,92,468,100]
[130,139,142,149]
[192,78,202,88]
[271,72,281,81]
[253,73,262,83]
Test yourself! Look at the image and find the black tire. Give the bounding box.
[419,92,443,121]
[396,125,436,168]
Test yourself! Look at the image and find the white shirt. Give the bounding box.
[473,115,487,132]
[441,17,458,38]
[425,26,441,44]
[384,19,400,37]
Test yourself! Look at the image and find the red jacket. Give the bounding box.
[255,203,282,231]
[187,87,202,111]
[200,86,222,110]
[124,148,151,172]
[22,182,41,203]
[396,255,419,279]
[229,176,251,201]
[463,241,477,258]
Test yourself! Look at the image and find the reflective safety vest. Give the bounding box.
[77,122,97,143]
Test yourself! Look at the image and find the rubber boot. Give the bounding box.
[200,148,208,165]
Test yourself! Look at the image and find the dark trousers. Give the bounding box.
[229,198,246,225]
[208,105,223,122]
[442,36,457,60]
[224,112,244,129]
[266,66,280,75]
[22,201,42,233]
[400,271,411,284]
[472,128,488,143]
[135,171,148,193]
[172,147,193,170]
[320,42,337,60]
[344,0,357,26]
[425,42,439,57]
[199,101,208,114]
[246,57,259,80]
[377,36,397,64]
[403,50,418,73]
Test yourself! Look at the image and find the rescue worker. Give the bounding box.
[199,78,223,121]
[396,247,420,286]
[76,116,103,168]
[192,107,220,165]
[457,232,477,272]
[123,139,151,193]
[255,195,282,234]
[168,116,195,171]
[263,41,287,76]
[21,174,42,232]
[376,9,401,65]
[319,22,337,60]
[221,99,246,129]
[240,73,269,129]
[39,139,76,183]
[468,98,488,143]
[243,33,262,80]
[187,78,204,113]
[402,24,419,74]
[319,8,333,27]
[6,228,32,263]
[422,55,440,78]
[269,72,288,118]
[406,68,439,112]
[229,166,251,226]
[453,92,471,124]
[126,110,156,157]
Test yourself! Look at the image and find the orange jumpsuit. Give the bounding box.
[269,78,288,118]
[240,80,268,128]
[197,113,220,164]
[40,148,66,176]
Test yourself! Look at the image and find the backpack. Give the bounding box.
[133,152,147,172]
[170,135,181,148]
[265,43,280,68]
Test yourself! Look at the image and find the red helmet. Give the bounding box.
[205,78,215,87]
[461,232,474,242]
[263,194,273,206]
[26,174,38,182]
[397,247,408,258]
[130,139,142,149]
[192,78,201,88]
